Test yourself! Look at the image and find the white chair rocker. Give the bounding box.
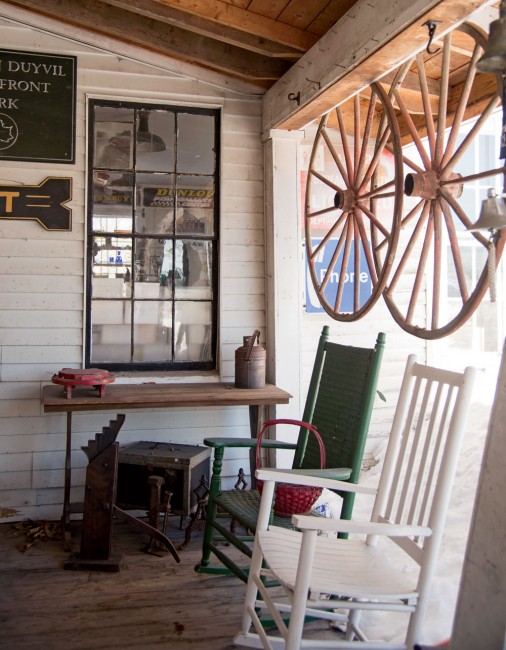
[234,354,476,650]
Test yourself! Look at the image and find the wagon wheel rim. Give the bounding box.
[304,82,403,321]
[381,22,506,339]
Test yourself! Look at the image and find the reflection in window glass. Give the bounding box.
[136,110,175,172]
[87,100,219,371]
[175,175,215,237]
[175,302,212,362]
[94,107,134,170]
[174,240,213,299]
[91,300,131,363]
[178,113,215,174]
[133,301,172,362]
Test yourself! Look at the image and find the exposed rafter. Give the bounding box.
[0,0,497,129]
[262,0,495,132]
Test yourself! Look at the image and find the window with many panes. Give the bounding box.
[86,100,219,371]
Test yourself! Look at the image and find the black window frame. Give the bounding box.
[85,98,220,372]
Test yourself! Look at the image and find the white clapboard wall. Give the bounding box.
[0,10,266,519]
[0,4,431,523]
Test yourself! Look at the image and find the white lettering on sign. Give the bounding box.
[0,79,51,93]
[0,58,67,111]
[0,98,18,109]
[6,61,66,76]
[319,268,369,284]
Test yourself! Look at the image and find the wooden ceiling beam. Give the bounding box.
[262,0,495,132]
[381,69,440,96]
[151,0,318,50]
[100,0,302,59]
[3,0,290,82]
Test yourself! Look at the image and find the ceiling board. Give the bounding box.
[1,0,497,130]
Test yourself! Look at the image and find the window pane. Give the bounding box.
[92,172,134,233]
[92,236,132,297]
[455,134,475,178]
[175,301,212,361]
[91,300,131,363]
[176,175,215,236]
[94,106,135,169]
[136,176,175,235]
[133,301,173,362]
[135,238,173,290]
[136,110,174,172]
[480,134,497,172]
[174,240,213,299]
[177,113,215,174]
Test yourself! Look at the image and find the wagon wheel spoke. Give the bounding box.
[441,94,502,176]
[434,33,451,167]
[417,52,437,160]
[305,82,403,321]
[441,41,482,168]
[439,197,469,303]
[382,22,505,339]
[385,200,431,294]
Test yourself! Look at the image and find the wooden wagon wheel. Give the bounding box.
[379,22,506,339]
[304,82,404,320]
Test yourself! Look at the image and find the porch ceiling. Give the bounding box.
[0,0,498,130]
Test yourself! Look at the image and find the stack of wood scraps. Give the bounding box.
[11,519,63,553]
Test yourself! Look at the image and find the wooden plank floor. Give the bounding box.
[0,517,248,650]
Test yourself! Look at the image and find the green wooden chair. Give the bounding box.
[194,326,386,583]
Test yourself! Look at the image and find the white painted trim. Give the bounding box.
[263,129,305,464]
[85,92,225,111]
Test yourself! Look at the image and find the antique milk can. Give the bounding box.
[235,330,266,389]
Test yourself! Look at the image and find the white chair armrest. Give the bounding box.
[290,515,432,538]
[255,467,378,495]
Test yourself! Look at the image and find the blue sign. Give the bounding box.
[305,238,373,313]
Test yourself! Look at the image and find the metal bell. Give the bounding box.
[468,188,506,231]
[477,2,506,73]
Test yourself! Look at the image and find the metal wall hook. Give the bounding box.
[288,91,301,106]
[423,20,441,55]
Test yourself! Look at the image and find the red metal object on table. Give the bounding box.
[51,368,115,399]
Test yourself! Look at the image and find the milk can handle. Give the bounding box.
[246,330,261,360]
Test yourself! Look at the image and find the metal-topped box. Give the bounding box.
[117,441,211,517]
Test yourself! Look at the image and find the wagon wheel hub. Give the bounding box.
[334,188,356,211]
[404,170,463,200]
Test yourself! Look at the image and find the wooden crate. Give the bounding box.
[117,441,211,517]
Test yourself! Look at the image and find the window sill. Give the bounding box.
[111,370,221,385]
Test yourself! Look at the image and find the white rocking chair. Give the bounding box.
[234,354,476,650]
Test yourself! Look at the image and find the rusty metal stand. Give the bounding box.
[178,474,210,551]
[145,475,174,554]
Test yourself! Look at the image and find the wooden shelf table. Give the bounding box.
[42,382,292,550]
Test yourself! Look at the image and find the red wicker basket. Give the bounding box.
[255,418,326,517]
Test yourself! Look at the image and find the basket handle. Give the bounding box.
[255,418,326,471]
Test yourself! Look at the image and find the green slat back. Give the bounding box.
[297,337,383,484]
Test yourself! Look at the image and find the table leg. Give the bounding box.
[248,404,262,489]
[62,411,72,551]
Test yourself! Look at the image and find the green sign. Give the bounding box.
[0,49,76,163]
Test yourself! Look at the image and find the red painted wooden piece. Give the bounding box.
[51,368,115,399]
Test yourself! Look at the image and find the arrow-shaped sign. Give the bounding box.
[0,176,72,230]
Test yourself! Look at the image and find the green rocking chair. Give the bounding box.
[194,326,386,582]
